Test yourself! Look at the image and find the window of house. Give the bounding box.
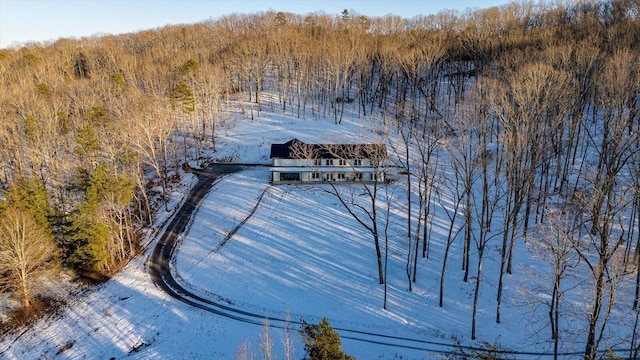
[314,159,322,166]
[356,173,363,179]
[339,159,347,166]
[326,159,334,166]
[354,159,362,166]
[280,172,300,181]
[337,173,345,180]
[312,172,320,180]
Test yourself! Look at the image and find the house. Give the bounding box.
[269,139,387,184]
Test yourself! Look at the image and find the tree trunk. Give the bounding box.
[585,265,605,359]
[471,248,484,341]
[463,184,472,283]
[439,240,452,308]
[21,275,31,309]
[373,231,384,285]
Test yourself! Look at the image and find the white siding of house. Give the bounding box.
[271,168,384,184]
[272,158,313,167]
[271,150,385,184]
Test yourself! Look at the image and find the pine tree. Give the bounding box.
[299,318,354,360]
[2,176,52,230]
[65,164,135,273]
[170,80,195,113]
[66,169,110,273]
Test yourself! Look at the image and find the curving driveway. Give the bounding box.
[147,163,272,325]
[145,164,552,358]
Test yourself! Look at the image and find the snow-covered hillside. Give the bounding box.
[0,104,634,359]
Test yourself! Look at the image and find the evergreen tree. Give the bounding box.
[65,164,135,273]
[74,123,101,168]
[299,318,354,360]
[178,58,200,77]
[66,166,110,273]
[170,80,195,113]
[1,176,52,231]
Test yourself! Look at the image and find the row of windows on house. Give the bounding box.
[315,159,363,166]
[311,172,363,180]
[279,172,365,181]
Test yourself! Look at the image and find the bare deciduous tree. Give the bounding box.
[0,208,57,309]
[280,312,297,360]
[259,317,273,360]
[573,49,639,359]
[523,208,580,360]
[291,138,388,285]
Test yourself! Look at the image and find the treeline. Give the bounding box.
[0,0,639,355]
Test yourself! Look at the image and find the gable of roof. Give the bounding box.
[270,139,387,160]
[269,138,304,158]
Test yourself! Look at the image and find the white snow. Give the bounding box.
[0,103,635,359]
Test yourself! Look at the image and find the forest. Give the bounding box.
[0,0,639,358]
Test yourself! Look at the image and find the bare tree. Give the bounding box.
[434,157,464,307]
[0,208,57,309]
[389,117,441,290]
[259,317,273,360]
[382,182,396,310]
[290,138,388,285]
[280,312,298,360]
[573,49,639,359]
[388,125,416,291]
[456,80,505,341]
[132,99,175,211]
[524,208,580,360]
[490,61,572,324]
[235,338,255,360]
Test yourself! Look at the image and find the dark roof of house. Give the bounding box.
[269,139,304,158]
[270,139,387,160]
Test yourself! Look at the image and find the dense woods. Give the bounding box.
[1,0,639,358]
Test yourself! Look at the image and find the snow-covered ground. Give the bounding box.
[0,105,633,359]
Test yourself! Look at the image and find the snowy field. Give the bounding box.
[0,105,632,359]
